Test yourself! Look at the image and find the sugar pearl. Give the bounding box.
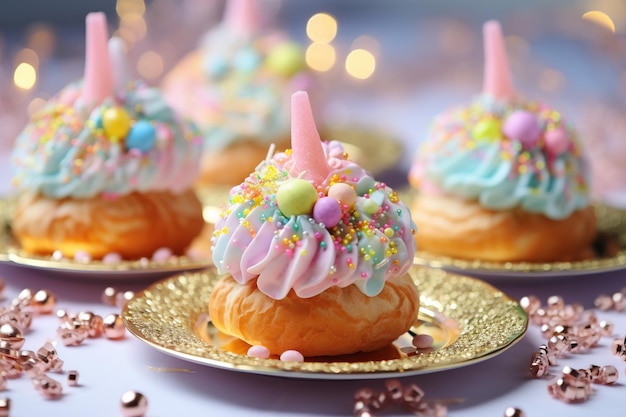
[247,345,270,359]
[280,350,304,362]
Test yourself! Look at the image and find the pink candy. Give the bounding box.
[247,345,270,359]
[544,127,569,156]
[280,350,304,362]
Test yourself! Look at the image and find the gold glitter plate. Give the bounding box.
[413,204,626,278]
[0,197,212,280]
[122,266,528,380]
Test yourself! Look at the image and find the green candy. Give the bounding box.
[472,119,502,142]
[276,179,318,217]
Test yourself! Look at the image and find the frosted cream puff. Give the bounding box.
[408,21,596,263]
[209,91,418,357]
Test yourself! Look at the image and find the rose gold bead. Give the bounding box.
[0,359,20,379]
[103,314,126,340]
[0,324,24,350]
[102,287,117,306]
[12,288,33,309]
[432,403,447,417]
[33,375,63,398]
[115,291,135,310]
[403,383,424,405]
[588,364,601,379]
[0,398,10,417]
[548,334,569,353]
[384,379,403,403]
[56,323,87,346]
[531,308,547,325]
[547,295,564,311]
[37,342,63,372]
[539,324,552,338]
[354,404,372,417]
[530,353,548,378]
[599,320,614,337]
[612,292,626,311]
[354,388,375,402]
[22,357,46,378]
[519,296,540,315]
[611,339,623,356]
[56,309,69,322]
[0,375,6,391]
[562,366,583,382]
[30,290,56,314]
[68,370,79,386]
[504,407,525,417]
[121,391,148,417]
[17,349,36,363]
[77,312,104,338]
[599,365,619,384]
[594,294,613,311]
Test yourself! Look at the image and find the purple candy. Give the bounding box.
[312,197,342,228]
[503,110,541,147]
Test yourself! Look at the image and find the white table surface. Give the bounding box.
[1,261,626,417]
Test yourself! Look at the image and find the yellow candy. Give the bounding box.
[472,119,502,142]
[265,42,305,78]
[102,107,132,140]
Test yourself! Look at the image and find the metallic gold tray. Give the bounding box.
[122,266,528,380]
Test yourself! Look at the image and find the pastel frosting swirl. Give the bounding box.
[410,94,590,220]
[212,141,416,300]
[11,80,202,199]
[197,25,309,151]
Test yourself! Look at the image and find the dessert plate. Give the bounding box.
[413,204,626,279]
[122,266,528,380]
[0,198,213,280]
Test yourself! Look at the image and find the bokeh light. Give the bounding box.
[306,13,337,43]
[582,10,616,32]
[345,49,376,80]
[14,63,37,90]
[305,42,336,72]
[137,51,164,80]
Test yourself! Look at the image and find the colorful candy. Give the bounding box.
[313,197,342,227]
[102,106,131,141]
[503,110,541,147]
[276,178,318,217]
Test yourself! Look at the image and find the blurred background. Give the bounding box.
[1,0,625,199]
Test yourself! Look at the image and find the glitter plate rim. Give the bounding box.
[122,265,528,380]
[412,204,626,278]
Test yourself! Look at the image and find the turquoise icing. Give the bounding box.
[211,141,416,300]
[414,95,591,220]
[11,80,202,199]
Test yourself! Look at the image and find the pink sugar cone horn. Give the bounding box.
[483,20,514,100]
[82,12,114,106]
[289,91,330,184]
[223,0,260,37]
